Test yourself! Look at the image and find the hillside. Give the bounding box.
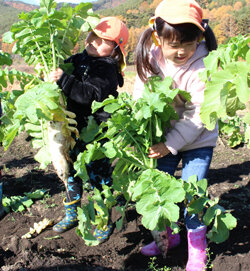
[0,0,38,36]
[93,0,127,10]
[1,0,249,33]
[2,0,127,12]
[98,0,249,63]
[5,0,38,11]
[99,0,154,28]
[99,0,249,31]
[0,0,249,63]
[0,1,20,36]
[0,0,126,37]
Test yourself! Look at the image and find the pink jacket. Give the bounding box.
[133,41,218,155]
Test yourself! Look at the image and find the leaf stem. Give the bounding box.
[58,14,76,67]
[120,157,148,171]
[51,33,57,72]
[34,40,50,80]
[122,126,149,168]
[26,23,50,80]
[148,115,156,169]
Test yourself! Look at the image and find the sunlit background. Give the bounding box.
[15,0,94,5]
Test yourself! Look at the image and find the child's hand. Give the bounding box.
[49,68,63,82]
[148,143,170,159]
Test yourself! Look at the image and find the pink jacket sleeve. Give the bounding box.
[165,69,206,155]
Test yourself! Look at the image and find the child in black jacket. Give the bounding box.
[49,17,129,242]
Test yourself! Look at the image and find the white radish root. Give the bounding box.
[47,121,71,185]
[151,230,169,258]
[47,106,79,186]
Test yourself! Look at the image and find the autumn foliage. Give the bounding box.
[1,0,249,64]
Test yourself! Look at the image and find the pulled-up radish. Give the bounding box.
[151,230,169,258]
[47,109,79,187]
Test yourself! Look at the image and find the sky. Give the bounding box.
[14,0,94,5]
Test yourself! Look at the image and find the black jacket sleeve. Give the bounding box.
[57,58,119,107]
[56,53,123,129]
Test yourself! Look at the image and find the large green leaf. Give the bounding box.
[14,83,60,123]
[40,0,55,11]
[140,202,180,231]
[233,62,250,103]
[76,206,100,246]
[80,116,100,143]
[34,145,51,169]
[188,197,209,215]
[207,213,237,244]
[200,35,250,133]
[2,120,21,150]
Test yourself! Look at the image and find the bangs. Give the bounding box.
[155,17,202,43]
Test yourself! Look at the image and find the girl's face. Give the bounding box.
[85,32,115,57]
[156,35,198,66]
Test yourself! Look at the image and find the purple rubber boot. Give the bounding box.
[186,226,207,271]
[141,226,181,256]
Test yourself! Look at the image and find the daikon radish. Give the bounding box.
[47,109,79,186]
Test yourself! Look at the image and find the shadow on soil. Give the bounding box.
[208,160,250,184]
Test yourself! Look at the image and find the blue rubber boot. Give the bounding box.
[53,198,81,233]
[93,208,113,243]
[93,224,113,243]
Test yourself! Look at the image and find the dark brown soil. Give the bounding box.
[0,133,249,271]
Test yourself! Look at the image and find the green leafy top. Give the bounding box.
[1,0,100,167]
[3,0,99,81]
[200,35,250,130]
[74,76,237,245]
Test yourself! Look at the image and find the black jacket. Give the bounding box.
[57,50,123,131]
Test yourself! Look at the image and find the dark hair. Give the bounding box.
[110,44,124,73]
[202,20,218,52]
[108,44,124,87]
[136,17,217,82]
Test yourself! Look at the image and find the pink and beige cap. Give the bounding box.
[93,16,129,71]
[149,0,205,32]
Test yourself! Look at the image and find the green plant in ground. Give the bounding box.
[74,76,237,246]
[2,189,47,213]
[205,248,214,270]
[0,50,35,144]
[200,34,250,148]
[40,192,57,208]
[218,116,248,148]
[147,257,171,271]
[186,175,236,243]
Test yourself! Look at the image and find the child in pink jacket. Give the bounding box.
[133,1,218,270]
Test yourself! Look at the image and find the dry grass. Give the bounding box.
[5,58,136,95]
[119,65,136,94]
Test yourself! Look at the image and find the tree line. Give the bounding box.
[0,0,249,64]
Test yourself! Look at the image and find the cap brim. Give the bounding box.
[93,29,108,40]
